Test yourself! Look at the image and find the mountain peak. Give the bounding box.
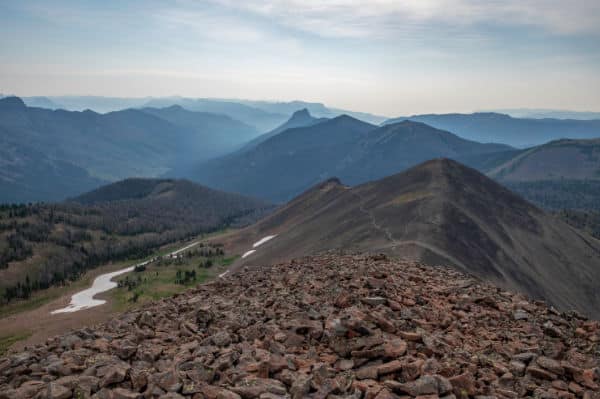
[0,96,26,109]
[287,108,312,123]
[165,104,184,112]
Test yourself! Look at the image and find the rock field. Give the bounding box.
[1,254,598,399]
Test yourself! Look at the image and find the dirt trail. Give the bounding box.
[352,191,470,271]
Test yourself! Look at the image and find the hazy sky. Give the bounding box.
[1,0,599,115]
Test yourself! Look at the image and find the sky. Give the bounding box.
[1,0,599,116]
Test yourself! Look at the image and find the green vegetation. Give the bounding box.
[0,331,32,356]
[505,180,600,211]
[110,242,234,312]
[0,258,140,319]
[0,180,269,304]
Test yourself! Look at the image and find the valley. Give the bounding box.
[2,3,600,398]
[0,234,238,354]
[0,178,270,304]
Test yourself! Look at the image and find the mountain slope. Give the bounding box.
[338,121,513,184]
[141,105,259,160]
[190,119,513,202]
[228,159,600,318]
[239,108,328,151]
[143,97,288,131]
[0,97,187,182]
[384,112,600,147]
[489,138,600,181]
[0,127,106,203]
[491,107,600,120]
[21,96,63,110]
[0,97,264,202]
[28,96,150,113]
[191,115,377,202]
[487,139,600,210]
[236,99,389,124]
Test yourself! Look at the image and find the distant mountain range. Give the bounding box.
[189,111,513,202]
[12,95,388,130]
[3,95,600,209]
[20,96,150,113]
[0,97,260,203]
[229,159,600,318]
[488,108,600,120]
[384,112,600,147]
[238,108,328,152]
[140,105,258,158]
[143,97,287,132]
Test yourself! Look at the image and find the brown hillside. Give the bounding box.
[228,159,600,319]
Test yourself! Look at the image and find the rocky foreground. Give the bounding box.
[1,254,599,399]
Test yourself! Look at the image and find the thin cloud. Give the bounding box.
[214,0,600,38]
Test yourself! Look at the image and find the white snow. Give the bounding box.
[170,241,200,256]
[51,236,274,315]
[51,241,201,315]
[252,235,277,248]
[51,264,137,314]
[242,249,256,259]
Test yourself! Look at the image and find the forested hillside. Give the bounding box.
[504,180,600,211]
[0,179,271,303]
[555,209,600,239]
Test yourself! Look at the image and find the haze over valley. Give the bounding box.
[1,1,600,398]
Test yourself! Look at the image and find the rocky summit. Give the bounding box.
[1,254,599,399]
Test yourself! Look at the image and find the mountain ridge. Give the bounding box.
[226,158,600,318]
[237,108,328,152]
[189,118,513,202]
[0,97,265,203]
[384,112,600,147]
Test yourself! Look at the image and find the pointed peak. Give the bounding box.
[289,108,312,120]
[165,104,184,111]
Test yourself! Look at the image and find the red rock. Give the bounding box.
[112,387,141,399]
[449,373,476,397]
[580,369,599,390]
[399,331,422,342]
[200,386,231,399]
[1,254,598,399]
[537,357,564,375]
[402,359,424,382]
[48,383,72,399]
[356,364,380,380]
[528,366,557,381]
[374,388,398,399]
[377,360,403,376]
[568,382,583,395]
[383,339,407,358]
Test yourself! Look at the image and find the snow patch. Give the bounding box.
[242,249,256,259]
[51,265,136,314]
[170,241,200,256]
[51,241,201,315]
[253,235,277,248]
